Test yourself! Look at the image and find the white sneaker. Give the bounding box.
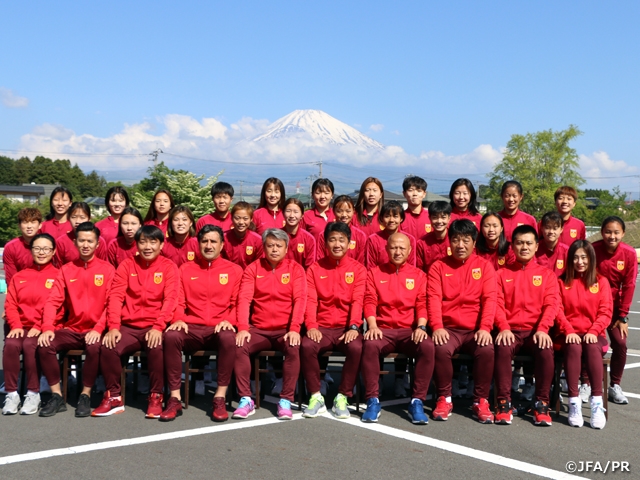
[451,379,462,398]
[271,378,283,395]
[19,392,41,415]
[324,372,334,385]
[608,384,628,404]
[394,378,407,398]
[95,375,106,393]
[590,401,607,429]
[568,402,583,427]
[320,380,328,396]
[2,394,20,415]
[40,376,51,393]
[137,375,150,394]
[520,383,535,402]
[579,383,591,403]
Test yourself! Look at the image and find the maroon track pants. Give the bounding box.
[235,328,300,402]
[608,323,626,386]
[434,328,494,402]
[563,335,608,397]
[39,329,101,389]
[164,325,235,391]
[100,325,164,397]
[495,330,554,403]
[361,328,435,401]
[3,331,39,393]
[300,327,363,397]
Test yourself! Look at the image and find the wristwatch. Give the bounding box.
[618,316,628,324]
[349,324,359,331]
[416,325,427,332]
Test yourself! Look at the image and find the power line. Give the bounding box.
[0,149,147,157]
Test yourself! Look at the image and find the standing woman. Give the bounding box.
[161,206,199,267]
[592,216,638,405]
[301,178,336,239]
[316,195,367,265]
[96,186,130,246]
[283,198,316,270]
[475,212,515,270]
[107,207,143,268]
[253,177,286,235]
[54,202,107,265]
[144,189,175,237]
[355,177,384,237]
[557,240,612,429]
[223,202,264,270]
[2,234,60,415]
[498,181,537,242]
[366,200,416,268]
[40,186,73,239]
[449,179,482,229]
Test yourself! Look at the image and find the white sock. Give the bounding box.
[591,395,603,404]
[411,398,421,403]
[445,396,451,403]
[7,391,19,398]
[27,390,38,395]
[569,397,579,404]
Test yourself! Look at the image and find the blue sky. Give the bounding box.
[1,1,639,195]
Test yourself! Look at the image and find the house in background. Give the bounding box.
[85,197,107,216]
[0,184,45,203]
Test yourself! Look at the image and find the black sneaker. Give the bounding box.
[39,393,68,417]
[75,394,91,418]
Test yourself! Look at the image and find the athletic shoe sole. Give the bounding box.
[432,412,452,421]
[75,411,91,418]
[472,415,494,424]
[39,404,67,417]
[91,406,125,417]
[232,409,255,419]
[332,408,350,419]
[495,417,512,425]
[302,406,327,418]
[534,420,552,426]
[20,404,41,415]
[408,414,428,425]
[159,410,183,422]
[608,396,628,405]
[145,413,161,419]
[361,411,381,423]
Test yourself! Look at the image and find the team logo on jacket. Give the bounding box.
[345,272,354,284]
[281,273,290,284]
[425,224,432,233]
[617,261,625,271]
[187,251,195,261]
[297,243,304,253]
[472,268,482,280]
[589,283,599,294]
[497,257,505,266]
[45,279,55,289]
[447,247,452,256]
[94,274,104,287]
[349,240,356,250]
[246,245,254,256]
[154,272,163,284]
[406,278,415,290]
[570,229,577,238]
[219,273,228,285]
[532,275,542,287]
[556,259,564,270]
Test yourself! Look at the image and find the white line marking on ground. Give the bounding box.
[624,362,640,369]
[321,414,580,479]
[622,391,640,399]
[0,415,304,466]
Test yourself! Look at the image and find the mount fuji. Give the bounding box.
[252,109,385,151]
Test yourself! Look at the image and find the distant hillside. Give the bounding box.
[587,218,640,248]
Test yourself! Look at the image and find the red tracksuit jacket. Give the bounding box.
[107,255,179,331]
[450,208,482,230]
[3,236,33,285]
[301,208,336,239]
[366,230,417,269]
[5,263,60,330]
[305,256,367,330]
[107,237,139,269]
[476,246,516,271]
[356,211,383,237]
[427,254,497,332]
[172,256,242,327]
[364,262,428,330]
[315,225,367,265]
[557,275,613,337]
[402,207,432,240]
[161,236,199,267]
[416,231,451,272]
[41,257,115,333]
[40,219,72,239]
[222,230,264,270]
[284,228,316,269]
[95,216,119,247]
[535,241,568,278]
[558,216,586,247]
[144,218,169,236]
[499,209,538,242]
[593,240,638,318]
[196,211,233,233]
[253,208,286,235]
[237,258,306,333]
[54,231,108,266]
[495,261,559,333]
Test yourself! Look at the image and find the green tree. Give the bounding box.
[0,156,17,184]
[0,199,27,246]
[486,125,585,219]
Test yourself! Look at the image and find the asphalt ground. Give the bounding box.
[1,266,639,480]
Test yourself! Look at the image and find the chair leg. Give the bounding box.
[254,356,261,409]
[603,362,609,420]
[553,359,562,416]
[184,356,190,409]
[62,355,69,403]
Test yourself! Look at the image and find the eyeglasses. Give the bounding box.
[32,247,53,254]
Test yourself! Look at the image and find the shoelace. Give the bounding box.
[238,397,252,409]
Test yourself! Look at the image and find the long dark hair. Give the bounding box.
[144,189,175,222]
[167,205,196,238]
[476,212,510,256]
[258,177,286,212]
[118,207,143,238]
[105,186,130,216]
[45,186,73,221]
[449,178,479,216]
[563,240,597,288]
[355,177,384,227]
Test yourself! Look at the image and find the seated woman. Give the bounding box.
[107,207,143,268]
[54,202,107,265]
[161,205,198,267]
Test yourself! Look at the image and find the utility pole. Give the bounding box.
[239,180,244,201]
[149,148,163,169]
[318,160,323,179]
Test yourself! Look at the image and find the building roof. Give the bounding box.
[0,184,45,195]
[85,197,106,206]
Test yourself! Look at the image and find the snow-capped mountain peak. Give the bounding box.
[252,109,384,150]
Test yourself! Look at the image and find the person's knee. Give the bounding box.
[282,343,300,358]
[163,329,184,349]
[85,341,101,356]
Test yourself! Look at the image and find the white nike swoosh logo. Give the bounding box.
[445,274,453,277]
[70,279,78,282]
[257,275,265,278]
[380,280,388,283]
[320,276,328,279]
[506,279,514,282]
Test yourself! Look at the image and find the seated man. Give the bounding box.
[38,223,115,418]
[494,225,558,426]
[429,219,497,424]
[95,225,179,418]
[160,225,242,422]
[234,228,306,420]
[301,223,367,419]
[361,232,434,424]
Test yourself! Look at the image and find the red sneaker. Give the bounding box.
[146,393,164,419]
[212,396,229,422]
[533,401,552,426]
[494,398,513,425]
[472,398,494,424]
[91,391,125,417]
[432,396,453,421]
[159,397,182,422]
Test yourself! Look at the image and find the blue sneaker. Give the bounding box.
[408,398,428,424]
[361,397,381,423]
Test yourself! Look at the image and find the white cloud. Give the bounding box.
[419,144,503,175]
[370,123,384,132]
[391,130,400,136]
[0,87,29,108]
[579,151,638,180]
